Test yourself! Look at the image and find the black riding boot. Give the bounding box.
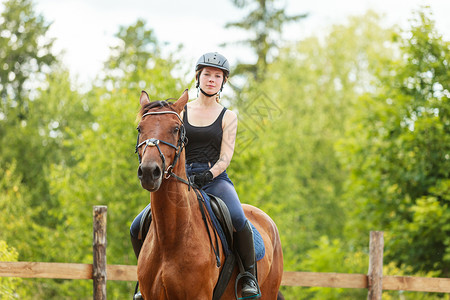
[131,235,143,260]
[131,207,152,300]
[130,235,143,300]
[234,220,261,299]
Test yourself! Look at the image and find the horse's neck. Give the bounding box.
[150,177,198,245]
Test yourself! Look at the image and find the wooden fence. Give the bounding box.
[1,206,449,299]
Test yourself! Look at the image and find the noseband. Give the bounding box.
[135,110,189,185]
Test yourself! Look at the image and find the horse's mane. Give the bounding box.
[137,99,177,119]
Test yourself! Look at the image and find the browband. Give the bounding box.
[141,111,183,123]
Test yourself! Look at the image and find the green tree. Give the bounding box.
[339,7,450,278]
[298,236,367,299]
[0,69,95,298]
[0,2,94,292]
[0,0,93,274]
[0,162,30,299]
[0,67,92,234]
[0,0,81,234]
[0,0,56,119]
[0,240,21,299]
[229,10,397,299]
[225,0,307,82]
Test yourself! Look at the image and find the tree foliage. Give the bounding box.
[0,0,56,118]
[0,240,20,299]
[225,0,307,81]
[228,11,398,299]
[339,7,450,277]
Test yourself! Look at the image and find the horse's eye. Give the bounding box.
[137,127,141,133]
[173,126,180,134]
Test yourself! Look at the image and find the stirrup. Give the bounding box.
[133,282,143,300]
[133,291,143,300]
[242,278,260,298]
[235,271,261,300]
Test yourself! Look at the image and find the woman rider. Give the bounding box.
[130,52,260,299]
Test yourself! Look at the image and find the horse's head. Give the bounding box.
[136,90,189,192]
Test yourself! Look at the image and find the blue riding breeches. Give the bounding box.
[130,162,248,239]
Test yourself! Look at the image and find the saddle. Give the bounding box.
[136,193,232,246]
[136,194,234,251]
[207,192,235,253]
[138,204,151,241]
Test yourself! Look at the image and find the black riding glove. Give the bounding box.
[190,170,213,188]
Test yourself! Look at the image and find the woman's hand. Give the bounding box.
[190,170,213,188]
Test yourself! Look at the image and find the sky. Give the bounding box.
[31,0,450,87]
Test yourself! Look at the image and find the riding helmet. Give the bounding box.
[195,52,230,77]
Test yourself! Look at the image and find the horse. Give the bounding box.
[135,89,284,300]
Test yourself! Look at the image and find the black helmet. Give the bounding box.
[195,52,230,77]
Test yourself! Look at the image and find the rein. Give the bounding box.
[135,110,190,186]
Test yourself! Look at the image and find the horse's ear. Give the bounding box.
[140,91,150,107]
[173,89,189,113]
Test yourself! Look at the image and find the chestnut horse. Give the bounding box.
[135,89,284,299]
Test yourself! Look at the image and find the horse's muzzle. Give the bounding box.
[138,161,162,191]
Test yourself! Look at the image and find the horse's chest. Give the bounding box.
[142,257,216,299]
[139,241,218,298]
[139,221,224,298]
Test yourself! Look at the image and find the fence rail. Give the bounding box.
[1,261,450,294]
[1,206,449,299]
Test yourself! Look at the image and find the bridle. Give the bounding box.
[135,110,189,185]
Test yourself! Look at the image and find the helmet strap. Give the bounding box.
[199,88,218,98]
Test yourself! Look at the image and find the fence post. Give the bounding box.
[93,205,107,300]
[367,231,384,300]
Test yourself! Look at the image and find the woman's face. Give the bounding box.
[199,67,224,95]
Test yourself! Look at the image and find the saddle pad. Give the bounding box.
[250,222,265,262]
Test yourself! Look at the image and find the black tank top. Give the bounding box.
[184,106,227,164]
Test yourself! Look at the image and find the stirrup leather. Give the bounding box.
[133,282,143,300]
